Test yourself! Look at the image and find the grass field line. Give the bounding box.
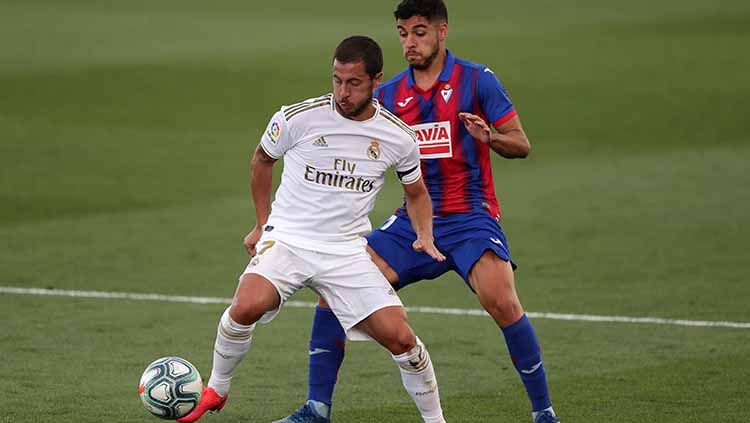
[3,285,750,329]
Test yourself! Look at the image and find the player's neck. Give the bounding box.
[413,48,447,91]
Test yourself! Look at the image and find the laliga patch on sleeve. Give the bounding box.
[267,120,281,144]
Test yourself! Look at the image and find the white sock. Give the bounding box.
[392,337,445,423]
[207,308,255,397]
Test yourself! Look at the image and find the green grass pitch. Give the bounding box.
[1,1,749,422]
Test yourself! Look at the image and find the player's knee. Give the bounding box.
[229,300,267,325]
[381,326,416,355]
[483,296,523,326]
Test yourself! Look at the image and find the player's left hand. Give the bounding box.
[413,237,446,262]
[459,112,491,144]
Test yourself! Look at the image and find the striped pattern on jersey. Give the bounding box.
[283,94,333,121]
[374,50,516,220]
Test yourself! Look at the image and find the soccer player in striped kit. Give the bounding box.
[278,1,559,422]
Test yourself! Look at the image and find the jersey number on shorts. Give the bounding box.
[379,215,398,231]
[257,240,276,255]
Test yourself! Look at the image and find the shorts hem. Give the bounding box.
[341,299,403,341]
[239,269,287,324]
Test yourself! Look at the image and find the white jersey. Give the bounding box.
[259,93,421,255]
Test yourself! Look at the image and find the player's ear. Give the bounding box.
[373,72,383,88]
[437,21,448,42]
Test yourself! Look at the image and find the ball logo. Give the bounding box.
[367,140,381,160]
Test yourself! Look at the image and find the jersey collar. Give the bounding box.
[407,49,456,91]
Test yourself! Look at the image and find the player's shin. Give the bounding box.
[392,337,445,423]
[207,308,256,397]
[308,306,346,407]
[501,314,553,414]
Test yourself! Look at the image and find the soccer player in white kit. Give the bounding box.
[178,36,447,423]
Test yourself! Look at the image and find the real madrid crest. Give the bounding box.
[367,140,381,160]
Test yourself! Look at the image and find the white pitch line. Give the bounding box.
[2,286,750,329]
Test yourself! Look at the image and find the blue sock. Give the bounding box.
[501,314,552,412]
[307,306,346,405]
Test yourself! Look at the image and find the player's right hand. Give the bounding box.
[243,225,264,256]
[413,237,446,262]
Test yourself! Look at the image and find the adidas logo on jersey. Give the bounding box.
[312,137,328,147]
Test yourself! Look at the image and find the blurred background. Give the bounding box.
[1,1,749,422]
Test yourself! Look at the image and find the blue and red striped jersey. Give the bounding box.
[375,50,517,219]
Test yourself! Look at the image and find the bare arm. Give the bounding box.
[403,177,445,262]
[459,113,531,158]
[243,145,277,255]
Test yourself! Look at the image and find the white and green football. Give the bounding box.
[138,356,202,419]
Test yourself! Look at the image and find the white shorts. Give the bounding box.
[240,235,403,340]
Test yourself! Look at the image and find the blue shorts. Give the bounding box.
[366,211,516,291]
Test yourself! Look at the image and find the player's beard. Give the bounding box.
[406,41,440,70]
[336,93,373,119]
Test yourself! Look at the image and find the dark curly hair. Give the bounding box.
[394,0,448,23]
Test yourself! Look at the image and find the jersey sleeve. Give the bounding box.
[477,67,518,127]
[395,137,422,185]
[259,110,293,159]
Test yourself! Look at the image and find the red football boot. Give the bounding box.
[177,387,228,423]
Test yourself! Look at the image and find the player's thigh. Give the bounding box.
[317,246,391,308]
[468,251,524,327]
[237,238,309,323]
[447,212,517,292]
[366,245,398,285]
[313,250,403,340]
[367,215,450,288]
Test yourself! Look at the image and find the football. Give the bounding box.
[138,356,203,419]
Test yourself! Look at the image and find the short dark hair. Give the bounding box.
[333,36,383,79]
[394,0,448,23]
